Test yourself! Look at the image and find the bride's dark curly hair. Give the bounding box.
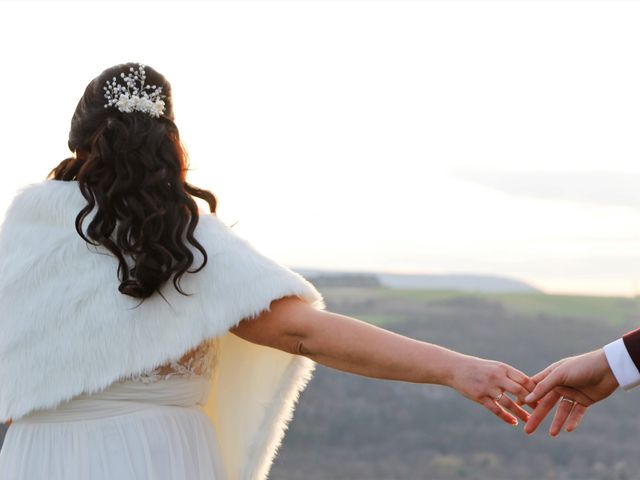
[47,62,217,305]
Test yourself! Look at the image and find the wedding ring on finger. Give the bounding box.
[560,397,577,412]
[494,392,504,403]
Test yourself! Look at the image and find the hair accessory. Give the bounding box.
[103,63,166,118]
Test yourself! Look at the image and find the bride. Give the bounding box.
[0,62,535,480]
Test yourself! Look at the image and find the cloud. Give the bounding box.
[454,169,640,208]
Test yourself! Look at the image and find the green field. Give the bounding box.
[325,287,640,326]
[391,289,640,325]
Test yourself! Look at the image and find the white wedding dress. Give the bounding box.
[0,337,228,479]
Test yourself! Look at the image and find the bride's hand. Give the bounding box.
[447,354,536,425]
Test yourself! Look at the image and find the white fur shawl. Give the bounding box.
[0,179,326,480]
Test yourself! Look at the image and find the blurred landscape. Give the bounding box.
[3,274,640,479]
[269,273,640,480]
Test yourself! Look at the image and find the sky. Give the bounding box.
[2,0,640,296]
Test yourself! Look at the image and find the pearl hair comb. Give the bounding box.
[103,63,166,118]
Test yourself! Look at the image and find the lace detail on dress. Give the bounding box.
[123,336,219,384]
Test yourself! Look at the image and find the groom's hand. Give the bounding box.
[522,349,619,435]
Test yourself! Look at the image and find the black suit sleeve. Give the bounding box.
[622,328,640,374]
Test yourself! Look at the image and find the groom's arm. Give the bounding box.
[602,328,640,391]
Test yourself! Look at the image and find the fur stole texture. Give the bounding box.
[0,179,325,480]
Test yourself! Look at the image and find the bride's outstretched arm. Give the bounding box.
[230,295,535,425]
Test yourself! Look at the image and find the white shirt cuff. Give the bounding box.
[603,338,640,391]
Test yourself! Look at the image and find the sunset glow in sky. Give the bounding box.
[2,0,640,296]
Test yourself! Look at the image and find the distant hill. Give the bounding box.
[300,273,382,288]
[294,268,539,293]
[267,287,640,480]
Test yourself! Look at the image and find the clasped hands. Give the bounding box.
[453,349,619,436]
